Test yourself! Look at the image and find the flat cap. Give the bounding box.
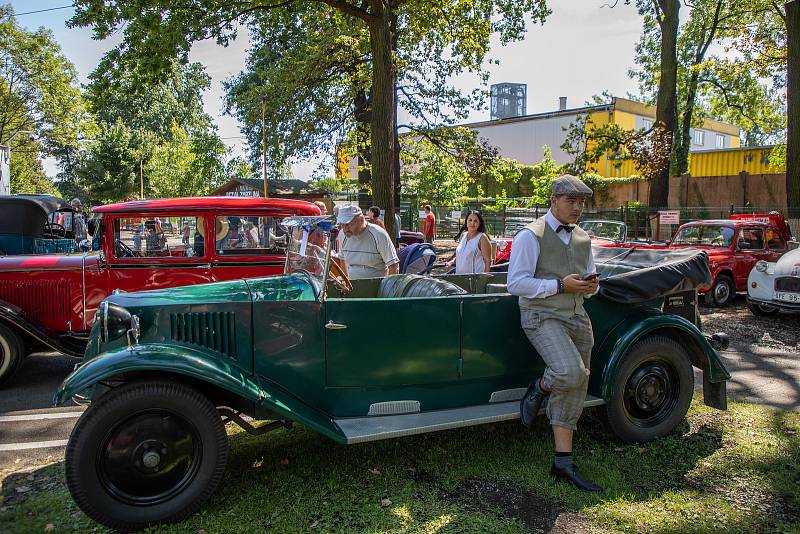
[551,174,593,197]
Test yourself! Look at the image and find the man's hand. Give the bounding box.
[388,263,399,275]
[562,274,598,295]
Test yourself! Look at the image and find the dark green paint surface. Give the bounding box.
[57,272,730,443]
[325,297,461,387]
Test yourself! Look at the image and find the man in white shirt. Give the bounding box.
[336,205,399,279]
[508,174,601,492]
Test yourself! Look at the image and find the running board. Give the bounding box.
[334,395,605,444]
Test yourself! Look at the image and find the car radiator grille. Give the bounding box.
[170,312,237,360]
[0,280,72,324]
[775,277,800,293]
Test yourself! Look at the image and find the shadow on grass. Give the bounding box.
[2,401,797,533]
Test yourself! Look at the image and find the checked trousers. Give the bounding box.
[520,309,594,430]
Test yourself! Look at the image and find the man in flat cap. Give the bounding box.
[508,174,601,492]
[336,205,399,279]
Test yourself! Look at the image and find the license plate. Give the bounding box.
[774,291,800,303]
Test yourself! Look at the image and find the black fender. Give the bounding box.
[0,299,84,358]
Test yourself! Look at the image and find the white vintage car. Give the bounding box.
[747,247,800,315]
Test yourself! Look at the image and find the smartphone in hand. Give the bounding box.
[581,272,599,281]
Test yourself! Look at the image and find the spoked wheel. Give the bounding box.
[0,323,24,387]
[65,380,229,532]
[606,336,694,443]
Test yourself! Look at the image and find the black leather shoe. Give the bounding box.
[519,377,548,428]
[550,463,602,492]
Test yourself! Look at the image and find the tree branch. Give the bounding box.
[315,0,377,24]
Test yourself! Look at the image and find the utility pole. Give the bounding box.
[1,130,34,195]
[262,101,269,198]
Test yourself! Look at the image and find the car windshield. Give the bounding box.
[579,221,625,241]
[672,225,735,247]
[280,216,334,289]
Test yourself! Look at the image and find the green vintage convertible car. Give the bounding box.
[55,216,729,531]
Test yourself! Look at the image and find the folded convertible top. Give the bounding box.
[594,247,711,303]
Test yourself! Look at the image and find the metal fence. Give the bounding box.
[425,202,800,242]
[329,192,799,241]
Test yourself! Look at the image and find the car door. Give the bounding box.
[765,226,788,262]
[734,227,767,290]
[210,212,290,282]
[324,295,461,387]
[105,214,212,294]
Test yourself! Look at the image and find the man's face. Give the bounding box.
[551,195,586,225]
[342,214,366,237]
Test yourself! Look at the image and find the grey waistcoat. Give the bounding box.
[518,217,592,317]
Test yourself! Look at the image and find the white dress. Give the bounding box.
[455,232,487,274]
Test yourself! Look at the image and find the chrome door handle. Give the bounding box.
[325,320,347,330]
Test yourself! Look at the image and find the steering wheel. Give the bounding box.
[328,256,353,294]
[114,238,136,258]
[46,222,67,238]
[711,237,724,246]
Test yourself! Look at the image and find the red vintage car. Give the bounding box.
[667,218,791,306]
[0,196,319,385]
[493,219,663,264]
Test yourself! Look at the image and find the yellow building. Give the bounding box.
[338,96,782,181]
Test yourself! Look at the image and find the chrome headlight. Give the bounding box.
[496,240,509,251]
[755,261,768,273]
[98,301,132,343]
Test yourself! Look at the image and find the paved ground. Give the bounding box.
[0,353,82,468]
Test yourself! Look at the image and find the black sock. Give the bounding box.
[553,452,572,470]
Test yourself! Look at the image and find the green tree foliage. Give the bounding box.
[629,0,786,175]
[71,60,227,202]
[72,120,155,202]
[9,144,57,195]
[146,122,226,199]
[0,5,88,193]
[718,1,796,207]
[70,0,551,236]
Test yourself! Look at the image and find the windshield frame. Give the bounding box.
[670,224,736,248]
[578,220,627,242]
[280,216,335,301]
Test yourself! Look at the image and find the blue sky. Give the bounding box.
[10,1,645,180]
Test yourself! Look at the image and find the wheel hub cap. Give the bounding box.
[97,410,201,506]
[623,359,679,426]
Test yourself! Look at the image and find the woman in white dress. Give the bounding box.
[447,211,493,274]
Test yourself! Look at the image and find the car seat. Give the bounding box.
[377,274,466,298]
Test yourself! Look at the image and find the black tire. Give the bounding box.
[606,335,694,443]
[65,380,229,532]
[703,274,735,307]
[0,322,25,387]
[746,299,779,317]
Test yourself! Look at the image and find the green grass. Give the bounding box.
[2,395,798,533]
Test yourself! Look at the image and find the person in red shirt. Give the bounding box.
[423,205,436,243]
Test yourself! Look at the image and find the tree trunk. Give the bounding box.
[368,14,396,236]
[390,10,400,242]
[676,72,699,176]
[787,0,800,208]
[650,0,680,209]
[353,91,372,210]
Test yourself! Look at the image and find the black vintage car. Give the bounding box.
[0,195,84,255]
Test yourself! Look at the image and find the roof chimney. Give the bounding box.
[558,96,567,111]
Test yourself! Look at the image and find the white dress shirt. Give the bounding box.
[507,210,597,299]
